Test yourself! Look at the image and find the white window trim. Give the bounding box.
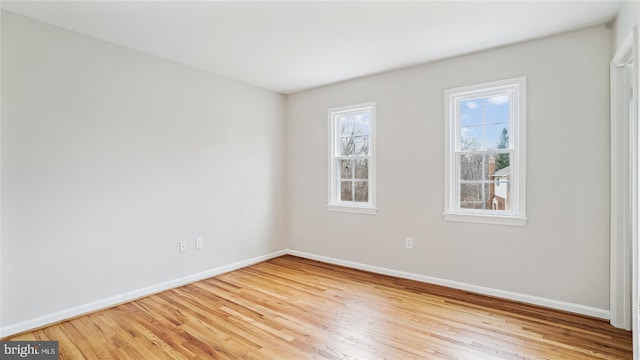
[443,77,527,226]
[327,102,377,215]
[610,29,636,332]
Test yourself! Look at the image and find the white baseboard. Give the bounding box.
[285,250,611,320]
[2,248,610,338]
[0,250,287,338]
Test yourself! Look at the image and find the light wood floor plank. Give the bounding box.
[7,255,632,359]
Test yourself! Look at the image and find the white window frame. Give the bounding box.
[443,77,527,226]
[327,102,377,215]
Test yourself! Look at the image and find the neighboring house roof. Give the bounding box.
[493,166,510,177]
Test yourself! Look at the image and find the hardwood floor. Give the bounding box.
[8,255,632,359]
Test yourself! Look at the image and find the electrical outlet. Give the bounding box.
[179,240,186,253]
[405,237,413,249]
[195,237,204,250]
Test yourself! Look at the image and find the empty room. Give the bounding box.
[1,1,639,359]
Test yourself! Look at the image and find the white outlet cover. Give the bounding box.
[195,237,204,249]
[405,237,413,249]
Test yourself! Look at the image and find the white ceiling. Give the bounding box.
[1,1,623,94]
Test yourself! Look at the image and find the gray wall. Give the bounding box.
[1,9,617,333]
[1,10,286,328]
[286,25,612,311]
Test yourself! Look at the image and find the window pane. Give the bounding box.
[460,154,486,181]
[493,153,510,175]
[483,183,491,210]
[492,181,510,211]
[341,181,353,201]
[485,95,510,124]
[460,153,510,181]
[485,124,510,150]
[354,181,368,202]
[460,99,483,126]
[459,95,510,151]
[461,182,511,211]
[339,116,354,137]
[460,126,481,150]
[341,137,354,156]
[488,95,508,104]
[354,136,369,155]
[354,159,368,179]
[340,160,353,179]
[353,113,370,136]
[460,183,484,209]
[461,124,510,151]
[460,183,492,210]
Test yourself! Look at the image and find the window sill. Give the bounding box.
[328,204,377,215]
[443,212,527,226]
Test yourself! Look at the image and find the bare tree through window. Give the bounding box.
[328,102,376,213]
[339,115,369,202]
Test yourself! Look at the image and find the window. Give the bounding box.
[328,102,376,214]
[444,77,526,226]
